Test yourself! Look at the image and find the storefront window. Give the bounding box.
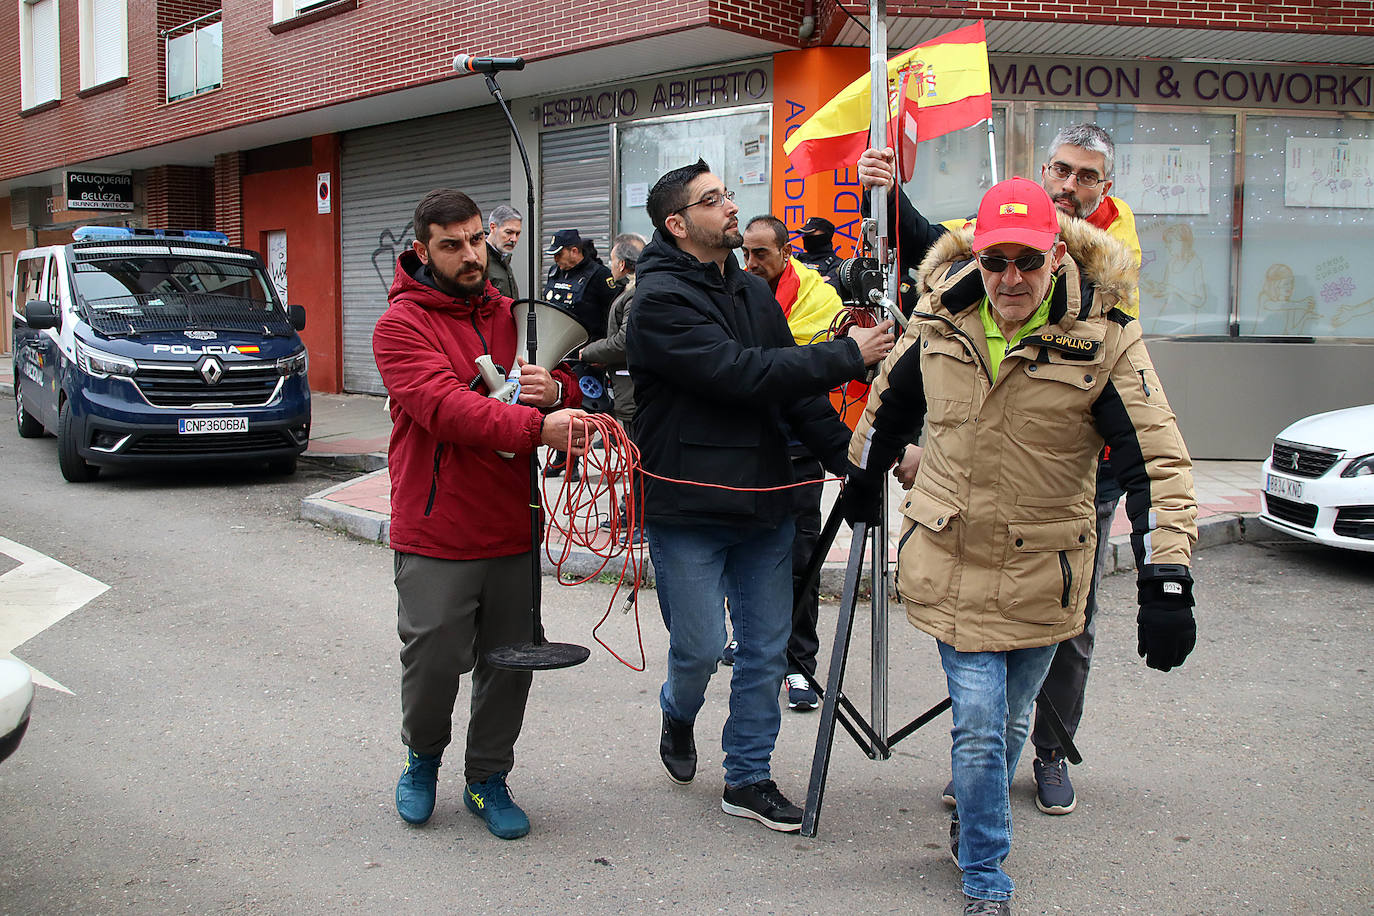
[1036,106,1237,337]
[900,108,1008,224]
[617,106,772,240]
[1238,115,1374,339]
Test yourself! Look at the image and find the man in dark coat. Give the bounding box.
[626,159,893,833]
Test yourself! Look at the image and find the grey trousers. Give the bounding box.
[395,551,534,783]
[1030,487,1120,755]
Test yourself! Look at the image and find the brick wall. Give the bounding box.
[1,0,1369,185]
[817,0,1372,39]
[213,152,243,246]
[144,164,214,229]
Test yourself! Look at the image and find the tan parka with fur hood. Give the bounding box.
[848,217,1197,653]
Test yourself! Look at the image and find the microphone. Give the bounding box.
[453,54,526,74]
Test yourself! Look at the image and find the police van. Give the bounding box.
[10,227,311,481]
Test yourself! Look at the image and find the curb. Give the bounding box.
[299,477,1250,591]
[301,450,388,473]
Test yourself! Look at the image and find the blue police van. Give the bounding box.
[10,227,311,481]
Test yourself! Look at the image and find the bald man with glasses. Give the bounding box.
[858,123,1145,817]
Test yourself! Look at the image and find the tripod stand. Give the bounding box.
[794,497,1083,837]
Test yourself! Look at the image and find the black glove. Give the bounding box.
[1136,564,1196,672]
[839,462,883,528]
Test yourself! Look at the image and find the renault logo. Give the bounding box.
[199,356,224,385]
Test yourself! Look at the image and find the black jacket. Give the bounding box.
[626,230,864,526]
[544,254,616,342]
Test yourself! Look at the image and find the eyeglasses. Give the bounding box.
[675,189,735,214]
[977,251,1048,273]
[1045,162,1104,188]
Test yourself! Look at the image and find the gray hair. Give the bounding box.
[1046,123,1115,178]
[489,204,522,227]
[611,232,646,270]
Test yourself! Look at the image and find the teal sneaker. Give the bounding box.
[395,749,441,825]
[464,771,530,839]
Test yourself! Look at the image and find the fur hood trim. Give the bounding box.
[915,213,1138,303]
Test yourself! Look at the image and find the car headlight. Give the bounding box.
[1341,454,1374,478]
[276,349,309,377]
[76,341,137,378]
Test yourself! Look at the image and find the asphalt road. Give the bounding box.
[1,419,1370,915]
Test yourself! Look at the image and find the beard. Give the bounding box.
[685,214,743,253]
[1052,189,1101,220]
[429,258,488,298]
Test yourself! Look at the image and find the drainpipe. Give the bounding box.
[798,0,816,42]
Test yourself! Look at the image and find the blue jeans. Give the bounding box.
[648,519,794,788]
[939,640,1059,902]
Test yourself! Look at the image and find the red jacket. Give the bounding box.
[373,251,578,560]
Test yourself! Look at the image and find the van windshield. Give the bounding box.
[71,254,294,336]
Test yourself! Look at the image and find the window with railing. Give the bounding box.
[162,9,221,102]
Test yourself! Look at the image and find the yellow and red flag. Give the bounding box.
[784,21,992,180]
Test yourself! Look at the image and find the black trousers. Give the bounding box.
[1031,470,1123,754]
[786,454,825,677]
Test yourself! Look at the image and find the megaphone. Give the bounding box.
[513,299,589,371]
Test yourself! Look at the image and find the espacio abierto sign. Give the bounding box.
[536,62,772,130]
[989,56,1373,112]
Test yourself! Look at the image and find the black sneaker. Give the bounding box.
[785,674,818,711]
[963,897,1010,915]
[942,779,956,807]
[721,779,802,832]
[659,712,696,785]
[719,639,737,666]
[1033,752,1076,814]
[949,810,961,869]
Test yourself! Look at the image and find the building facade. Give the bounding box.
[3,0,1371,456]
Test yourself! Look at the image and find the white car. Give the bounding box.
[0,658,34,763]
[1259,404,1374,552]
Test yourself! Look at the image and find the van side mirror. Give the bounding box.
[24,300,60,330]
[287,304,306,331]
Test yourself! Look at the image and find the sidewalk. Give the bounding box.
[297,390,1263,590]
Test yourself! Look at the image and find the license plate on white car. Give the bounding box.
[1266,473,1303,500]
[179,416,249,435]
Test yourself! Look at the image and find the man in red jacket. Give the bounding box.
[372,188,587,840]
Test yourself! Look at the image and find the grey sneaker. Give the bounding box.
[1033,752,1076,814]
[963,898,1010,915]
[942,778,956,807]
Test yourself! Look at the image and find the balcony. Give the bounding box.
[163,9,222,103]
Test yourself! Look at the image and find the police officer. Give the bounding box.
[543,229,617,479]
[543,229,616,343]
[795,216,844,293]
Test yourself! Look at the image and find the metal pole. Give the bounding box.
[866,0,891,747]
[987,118,999,184]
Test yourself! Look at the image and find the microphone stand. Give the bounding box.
[475,68,590,672]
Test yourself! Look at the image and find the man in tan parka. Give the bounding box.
[839,177,1198,916]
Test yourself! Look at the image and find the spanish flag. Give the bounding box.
[784,21,992,180]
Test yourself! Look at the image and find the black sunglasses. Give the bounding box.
[977,251,1048,273]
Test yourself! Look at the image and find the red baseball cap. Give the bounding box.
[971,177,1060,253]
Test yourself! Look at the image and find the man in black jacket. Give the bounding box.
[626,159,893,832]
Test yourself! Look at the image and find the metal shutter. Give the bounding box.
[538,126,612,279]
[90,0,123,85]
[339,105,511,394]
[28,0,59,104]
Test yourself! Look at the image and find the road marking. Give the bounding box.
[0,536,110,694]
